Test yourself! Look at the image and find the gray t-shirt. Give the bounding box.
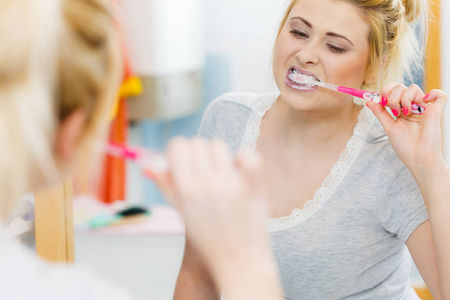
[199,92,429,300]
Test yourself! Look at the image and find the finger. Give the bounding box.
[385,84,407,117]
[191,137,213,175]
[423,90,448,121]
[366,101,396,131]
[151,170,177,206]
[166,137,195,191]
[210,139,234,172]
[236,150,270,219]
[400,84,424,116]
[381,82,399,107]
[424,89,448,104]
[235,150,264,196]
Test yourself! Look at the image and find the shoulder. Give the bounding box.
[355,109,413,181]
[362,109,389,145]
[351,107,391,166]
[360,132,406,178]
[206,92,273,112]
[362,116,406,172]
[364,122,422,202]
[358,109,405,165]
[199,92,277,152]
[200,92,263,131]
[200,92,276,133]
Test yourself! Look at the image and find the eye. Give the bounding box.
[327,44,347,54]
[290,29,309,39]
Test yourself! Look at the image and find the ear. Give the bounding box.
[54,109,87,161]
[364,55,388,85]
[364,69,376,85]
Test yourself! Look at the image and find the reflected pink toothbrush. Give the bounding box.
[289,73,426,114]
[105,142,169,174]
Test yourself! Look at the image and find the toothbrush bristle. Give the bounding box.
[288,73,317,85]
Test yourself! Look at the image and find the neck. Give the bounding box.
[266,97,362,150]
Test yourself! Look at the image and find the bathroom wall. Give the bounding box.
[127,0,286,205]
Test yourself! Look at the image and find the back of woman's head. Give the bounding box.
[276,0,428,90]
[0,0,121,220]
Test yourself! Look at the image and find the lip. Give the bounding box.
[285,66,321,92]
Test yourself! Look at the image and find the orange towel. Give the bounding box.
[98,95,128,203]
[97,1,142,203]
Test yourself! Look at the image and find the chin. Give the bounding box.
[279,84,322,108]
[279,92,319,112]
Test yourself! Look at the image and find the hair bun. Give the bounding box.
[402,0,426,23]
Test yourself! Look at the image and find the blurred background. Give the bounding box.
[6,0,449,299]
[122,0,283,208]
[69,1,288,299]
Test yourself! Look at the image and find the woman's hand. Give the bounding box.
[366,83,448,178]
[150,138,283,300]
[151,137,270,265]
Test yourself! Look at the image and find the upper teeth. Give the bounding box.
[290,69,318,82]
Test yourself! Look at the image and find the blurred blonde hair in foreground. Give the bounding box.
[0,0,122,221]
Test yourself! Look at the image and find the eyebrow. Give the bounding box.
[289,17,355,47]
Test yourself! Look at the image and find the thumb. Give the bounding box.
[366,101,396,132]
[421,90,448,137]
[235,150,265,199]
[424,89,447,118]
[148,169,178,208]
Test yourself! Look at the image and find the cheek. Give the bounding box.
[273,45,282,73]
[273,34,297,73]
[322,53,368,87]
[276,31,301,58]
[273,43,286,80]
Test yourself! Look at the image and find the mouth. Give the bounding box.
[285,67,322,92]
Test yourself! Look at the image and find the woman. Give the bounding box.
[163,85,450,300]
[0,0,135,298]
[172,0,449,299]
[0,0,276,299]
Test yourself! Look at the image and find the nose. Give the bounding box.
[295,41,319,65]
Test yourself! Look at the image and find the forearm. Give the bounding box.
[174,268,220,300]
[413,164,450,299]
[211,248,284,300]
[174,238,220,300]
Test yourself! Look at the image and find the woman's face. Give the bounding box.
[273,0,372,111]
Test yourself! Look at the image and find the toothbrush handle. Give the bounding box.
[337,87,426,115]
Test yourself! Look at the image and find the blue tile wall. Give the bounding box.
[127,54,232,205]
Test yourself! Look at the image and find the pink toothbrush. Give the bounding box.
[289,73,426,114]
[105,142,168,173]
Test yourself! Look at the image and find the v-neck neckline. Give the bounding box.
[240,94,375,233]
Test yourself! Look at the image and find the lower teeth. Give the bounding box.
[289,73,317,87]
[293,82,315,89]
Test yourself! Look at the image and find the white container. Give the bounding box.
[118,0,204,120]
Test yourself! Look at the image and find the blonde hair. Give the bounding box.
[0,0,121,220]
[275,0,428,91]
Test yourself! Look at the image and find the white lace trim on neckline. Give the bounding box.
[240,94,374,233]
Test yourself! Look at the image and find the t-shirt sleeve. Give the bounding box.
[376,147,429,243]
[198,96,222,140]
[197,94,252,153]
